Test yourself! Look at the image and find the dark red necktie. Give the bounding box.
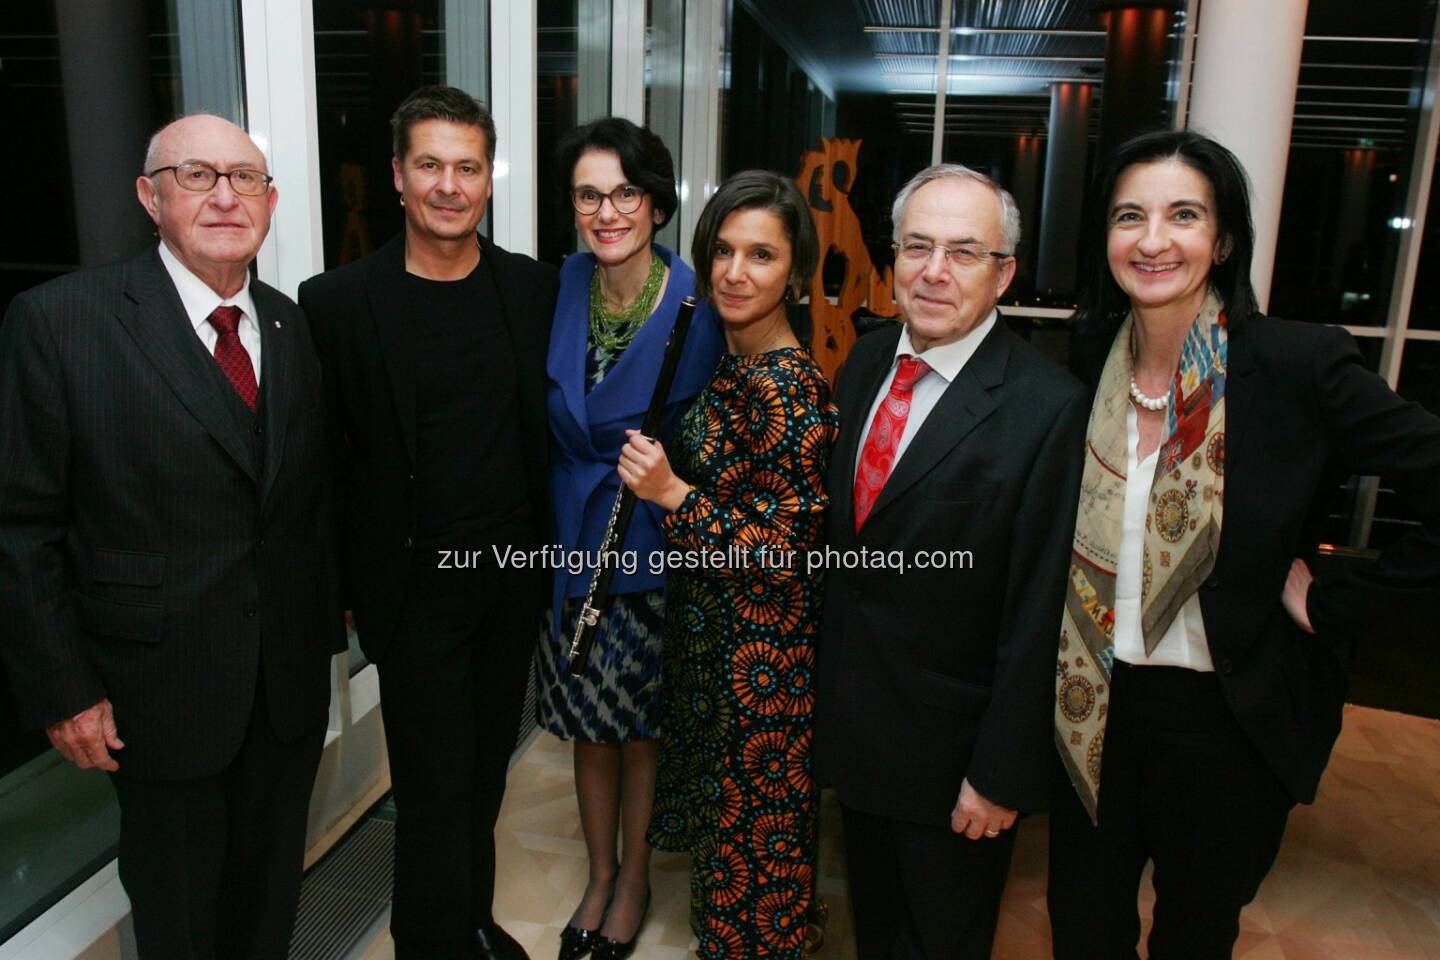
[208,305,257,412]
[854,354,930,531]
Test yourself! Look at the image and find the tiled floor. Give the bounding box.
[364,704,1440,959]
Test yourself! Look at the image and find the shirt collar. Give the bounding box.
[893,308,998,382]
[157,241,258,333]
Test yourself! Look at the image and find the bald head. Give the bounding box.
[137,114,278,298]
[143,114,267,175]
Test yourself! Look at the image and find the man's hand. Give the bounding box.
[46,699,123,772]
[1282,558,1316,635]
[950,778,1017,840]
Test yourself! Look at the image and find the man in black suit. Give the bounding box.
[299,86,556,960]
[813,165,1088,959]
[0,114,340,958]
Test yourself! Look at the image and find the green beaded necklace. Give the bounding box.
[588,251,666,354]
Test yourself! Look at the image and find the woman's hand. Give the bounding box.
[1282,558,1316,634]
[618,429,691,512]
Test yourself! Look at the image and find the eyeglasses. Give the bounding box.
[146,161,274,197]
[893,239,1013,270]
[571,184,647,215]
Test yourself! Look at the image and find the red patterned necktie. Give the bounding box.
[854,354,930,531]
[208,305,257,412]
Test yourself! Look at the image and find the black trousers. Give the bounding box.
[841,803,1018,960]
[378,562,536,960]
[1047,661,1295,960]
[110,674,325,960]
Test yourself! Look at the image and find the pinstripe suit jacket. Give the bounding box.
[0,249,342,780]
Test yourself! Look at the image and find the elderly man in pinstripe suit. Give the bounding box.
[0,114,342,959]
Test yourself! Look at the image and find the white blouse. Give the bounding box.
[1112,403,1214,671]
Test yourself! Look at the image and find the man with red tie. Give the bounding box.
[0,114,340,958]
[813,164,1088,960]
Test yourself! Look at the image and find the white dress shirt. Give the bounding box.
[1113,402,1214,671]
[854,309,999,473]
[157,241,262,384]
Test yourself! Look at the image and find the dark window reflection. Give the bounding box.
[313,0,445,270]
[538,0,579,268]
[1270,0,1432,329]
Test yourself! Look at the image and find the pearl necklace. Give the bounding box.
[1129,375,1169,411]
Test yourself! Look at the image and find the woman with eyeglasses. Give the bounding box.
[620,170,840,960]
[537,117,723,960]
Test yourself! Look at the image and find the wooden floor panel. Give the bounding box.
[364,704,1439,959]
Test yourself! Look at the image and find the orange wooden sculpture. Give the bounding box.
[795,138,899,384]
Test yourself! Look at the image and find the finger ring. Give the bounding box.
[984,829,1000,837]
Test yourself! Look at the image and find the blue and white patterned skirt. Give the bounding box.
[535,589,664,742]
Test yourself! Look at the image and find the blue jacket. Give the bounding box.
[546,245,724,624]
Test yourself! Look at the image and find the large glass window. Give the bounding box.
[0,0,242,940]
[1269,0,1432,332]
[538,0,582,266]
[312,0,447,270]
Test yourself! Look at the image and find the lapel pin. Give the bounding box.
[274,320,282,329]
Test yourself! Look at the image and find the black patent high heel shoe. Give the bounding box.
[590,889,651,960]
[557,923,600,960]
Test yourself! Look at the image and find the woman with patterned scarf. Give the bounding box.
[1048,130,1440,959]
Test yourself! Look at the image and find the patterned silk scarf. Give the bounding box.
[1056,291,1228,821]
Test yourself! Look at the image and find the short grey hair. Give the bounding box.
[890,163,1022,255]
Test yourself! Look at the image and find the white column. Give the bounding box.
[611,0,647,124]
[930,0,952,165]
[240,0,324,298]
[676,0,725,256]
[578,0,612,123]
[445,0,490,102]
[1188,0,1307,312]
[173,0,244,119]
[490,1,539,257]
[649,0,684,251]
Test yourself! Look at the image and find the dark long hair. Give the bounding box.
[554,117,678,227]
[691,170,819,303]
[1073,130,1260,350]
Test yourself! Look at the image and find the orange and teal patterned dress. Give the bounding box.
[648,347,839,960]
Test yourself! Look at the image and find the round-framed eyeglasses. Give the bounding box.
[571,184,647,216]
[892,239,1013,271]
[146,161,274,197]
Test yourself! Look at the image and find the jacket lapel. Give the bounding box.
[548,253,592,444]
[864,320,1008,525]
[365,235,418,466]
[586,248,695,423]
[1220,318,1256,479]
[484,234,549,464]
[253,281,291,505]
[118,251,258,486]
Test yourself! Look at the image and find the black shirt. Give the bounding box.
[403,256,532,553]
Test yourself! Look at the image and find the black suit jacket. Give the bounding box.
[813,318,1089,826]
[298,233,558,660]
[1073,314,1440,804]
[0,249,341,779]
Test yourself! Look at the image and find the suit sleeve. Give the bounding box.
[0,293,106,728]
[298,279,354,627]
[966,384,1090,812]
[1304,326,1440,638]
